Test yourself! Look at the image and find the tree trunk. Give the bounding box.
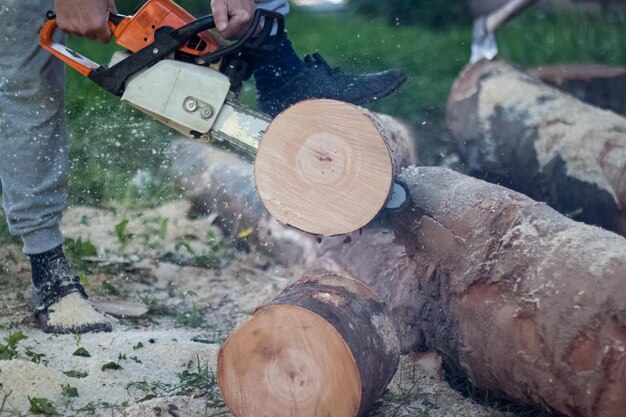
[254,99,416,236]
[170,140,626,417]
[218,273,400,417]
[447,59,626,236]
[529,64,626,114]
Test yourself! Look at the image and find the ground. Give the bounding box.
[0,201,512,417]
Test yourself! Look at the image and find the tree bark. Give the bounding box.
[447,59,626,236]
[218,273,400,417]
[170,137,626,417]
[529,64,626,114]
[254,99,417,236]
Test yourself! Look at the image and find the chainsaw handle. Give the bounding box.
[194,10,285,65]
[39,13,121,77]
[39,18,103,76]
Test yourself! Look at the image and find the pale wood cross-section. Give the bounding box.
[218,274,400,417]
[218,306,361,417]
[254,99,396,236]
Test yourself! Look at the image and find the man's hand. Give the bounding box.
[211,0,256,40]
[55,0,117,44]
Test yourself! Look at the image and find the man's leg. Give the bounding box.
[0,0,110,334]
[252,0,406,117]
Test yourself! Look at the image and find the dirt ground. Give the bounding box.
[0,201,509,417]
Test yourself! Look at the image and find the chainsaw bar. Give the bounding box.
[208,102,271,158]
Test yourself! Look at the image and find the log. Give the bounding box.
[170,140,626,417]
[529,64,626,114]
[218,273,400,417]
[447,59,626,236]
[168,110,416,263]
[255,99,415,236]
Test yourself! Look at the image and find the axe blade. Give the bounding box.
[470,16,498,63]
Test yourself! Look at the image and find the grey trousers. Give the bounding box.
[0,0,67,255]
[0,0,288,255]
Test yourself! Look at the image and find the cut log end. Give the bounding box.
[254,99,394,236]
[218,305,362,417]
[218,273,400,417]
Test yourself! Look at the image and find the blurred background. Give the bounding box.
[3,0,625,244]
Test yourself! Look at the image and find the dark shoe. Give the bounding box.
[30,247,112,334]
[35,291,113,335]
[257,53,407,117]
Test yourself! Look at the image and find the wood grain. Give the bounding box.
[254,99,395,236]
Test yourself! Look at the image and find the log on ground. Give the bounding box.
[218,273,400,417]
[170,140,626,417]
[447,59,626,236]
[529,64,626,114]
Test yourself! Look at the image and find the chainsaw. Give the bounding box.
[39,0,283,157]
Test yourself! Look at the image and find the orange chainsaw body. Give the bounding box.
[113,0,221,55]
[39,0,222,77]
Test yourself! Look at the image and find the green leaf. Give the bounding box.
[6,331,28,350]
[28,397,58,415]
[60,384,79,398]
[115,219,133,245]
[64,237,97,258]
[132,341,144,350]
[25,347,46,364]
[101,362,122,371]
[72,347,91,357]
[159,218,169,240]
[101,281,121,296]
[79,274,90,287]
[0,331,28,360]
[62,370,88,379]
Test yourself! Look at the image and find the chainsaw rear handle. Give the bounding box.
[39,11,122,77]
[195,9,285,65]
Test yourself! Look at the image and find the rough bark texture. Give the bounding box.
[529,64,626,114]
[447,59,626,236]
[170,139,626,417]
[218,273,400,417]
[468,0,626,16]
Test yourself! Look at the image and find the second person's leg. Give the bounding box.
[252,0,406,117]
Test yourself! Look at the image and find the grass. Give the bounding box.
[0,6,623,233]
[0,5,622,239]
[58,6,626,210]
[126,356,225,413]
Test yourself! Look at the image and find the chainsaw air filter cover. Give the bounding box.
[122,59,231,138]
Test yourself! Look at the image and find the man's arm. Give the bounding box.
[211,0,256,40]
[55,0,117,43]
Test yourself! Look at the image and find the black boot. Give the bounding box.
[30,246,112,334]
[253,36,406,117]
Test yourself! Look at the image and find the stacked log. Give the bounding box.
[170,135,626,417]
[447,59,626,236]
[529,64,626,114]
[218,273,400,417]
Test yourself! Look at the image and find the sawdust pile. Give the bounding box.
[0,201,508,416]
